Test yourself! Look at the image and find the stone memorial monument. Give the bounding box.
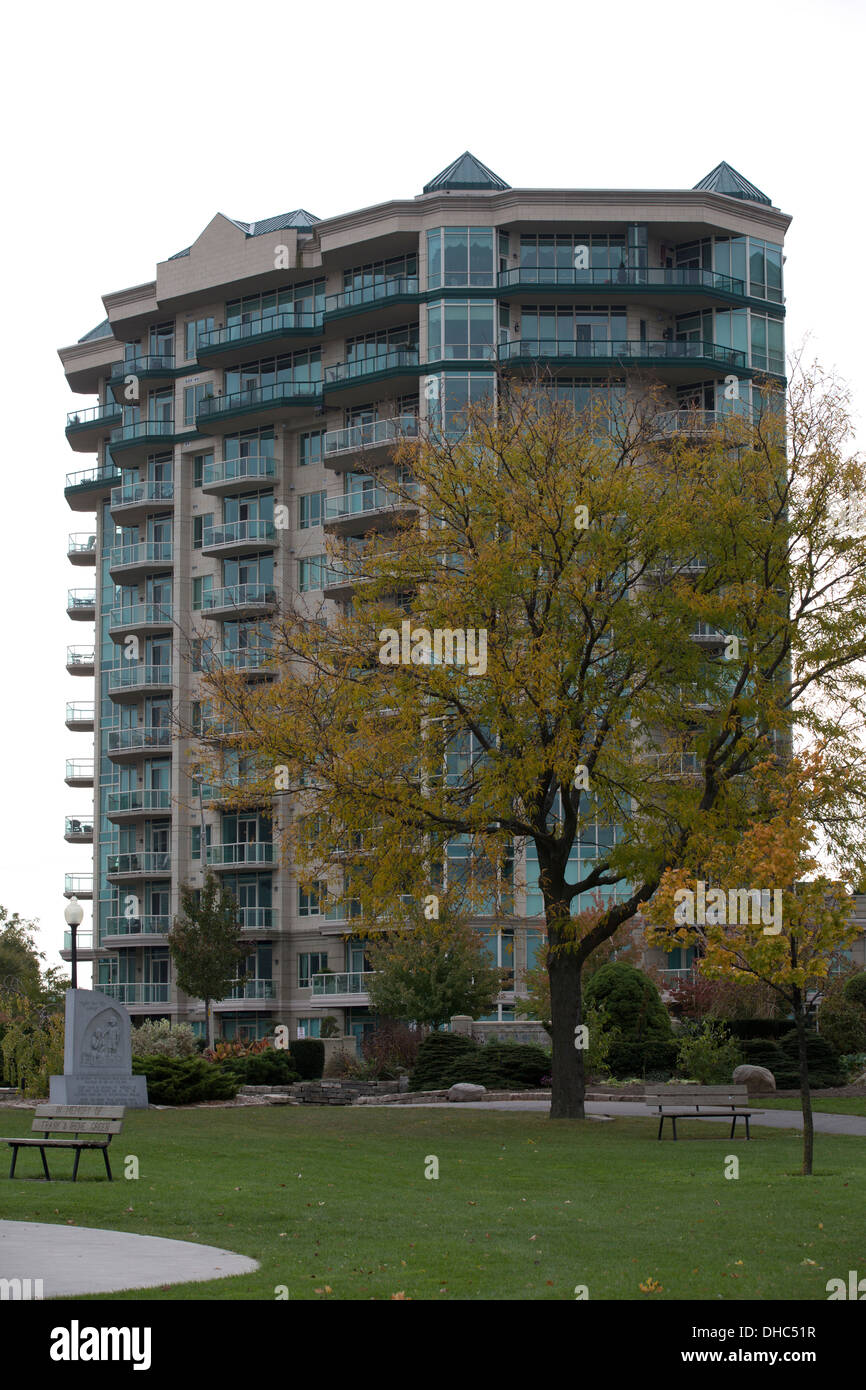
[49,988,148,1108]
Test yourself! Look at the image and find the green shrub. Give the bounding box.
[721,1018,791,1040]
[220,1050,300,1085]
[290,1039,325,1080]
[775,1030,846,1088]
[842,973,866,1011]
[817,1000,866,1057]
[131,1055,238,1105]
[584,963,671,1040]
[409,1033,550,1091]
[409,1032,476,1090]
[605,1038,679,1078]
[740,1039,784,1072]
[131,1020,198,1058]
[675,1020,744,1084]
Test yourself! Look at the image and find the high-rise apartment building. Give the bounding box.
[60,153,791,1044]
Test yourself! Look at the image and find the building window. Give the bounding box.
[427,228,495,289]
[298,952,329,987]
[192,575,214,611]
[298,431,325,467]
[748,238,783,304]
[298,555,327,591]
[299,491,327,529]
[193,515,213,549]
[190,824,212,860]
[427,301,496,361]
[192,452,213,488]
[226,281,325,326]
[298,882,325,917]
[185,317,214,361]
[296,1017,322,1039]
[184,384,211,427]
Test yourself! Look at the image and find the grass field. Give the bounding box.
[0,1105,863,1301]
[756,1096,866,1117]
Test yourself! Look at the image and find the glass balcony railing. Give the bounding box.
[108,602,173,631]
[197,382,321,421]
[202,584,276,612]
[237,908,275,930]
[66,702,94,724]
[202,520,276,549]
[108,664,172,693]
[65,760,94,782]
[310,971,371,997]
[323,414,419,458]
[63,930,95,951]
[107,852,172,876]
[100,983,171,1004]
[499,340,748,368]
[109,354,175,380]
[227,978,275,1000]
[207,842,275,866]
[106,725,172,754]
[110,419,176,447]
[325,347,419,386]
[66,646,95,667]
[198,314,323,352]
[103,915,171,937]
[67,589,96,611]
[68,533,97,558]
[66,402,122,430]
[324,276,419,314]
[202,456,275,487]
[209,647,275,672]
[105,789,172,815]
[324,483,419,522]
[110,480,175,509]
[65,816,94,837]
[110,541,173,570]
[65,464,122,493]
[654,409,721,435]
[498,265,746,294]
[65,874,93,895]
[427,341,498,363]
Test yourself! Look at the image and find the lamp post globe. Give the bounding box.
[64,896,84,989]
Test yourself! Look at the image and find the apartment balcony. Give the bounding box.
[323,483,420,536]
[68,533,97,565]
[201,455,276,495]
[202,646,275,679]
[324,347,420,402]
[498,339,748,376]
[65,759,94,787]
[60,930,105,964]
[110,479,175,524]
[310,970,372,1005]
[65,401,122,451]
[206,842,275,869]
[64,815,94,844]
[106,851,172,881]
[64,874,93,900]
[67,589,95,621]
[101,915,170,945]
[108,354,178,401]
[196,314,324,368]
[65,464,122,511]
[66,701,94,731]
[322,414,418,472]
[691,623,728,646]
[323,277,421,328]
[654,409,722,438]
[109,540,173,581]
[109,419,185,462]
[66,646,94,676]
[107,602,173,636]
[202,583,277,619]
[196,381,322,432]
[99,983,171,1005]
[106,725,173,760]
[321,549,390,601]
[216,978,276,1005]
[105,788,173,821]
[498,264,746,305]
[201,519,276,557]
[107,664,173,699]
[237,907,277,932]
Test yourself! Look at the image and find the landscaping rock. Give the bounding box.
[447,1083,487,1101]
[733,1064,776,1094]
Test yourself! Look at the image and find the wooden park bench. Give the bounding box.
[645,1086,753,1141]
[1,1105,125,1180]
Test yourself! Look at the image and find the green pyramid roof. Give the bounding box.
[423,152,510,194]
[693,161,771,205]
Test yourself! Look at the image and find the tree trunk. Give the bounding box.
[206,999,215,1050]
[793,992,814,1176]
[548,950,585,1119]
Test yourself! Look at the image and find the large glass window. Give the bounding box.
[427,301,496,361]
[342,255,417,296]
[299,491,327,529]
[226,280,325,326]
[713,236,747,287]
[225,350,321,394]
[519,306,626,345]
[298,430,324,466]
[519,232,626,276]
[427,371,496,434]
[298,951,328,985]
[749,311,785,373]
[748,238,783,303]
[427,227,494,289]
[298,555,327,591]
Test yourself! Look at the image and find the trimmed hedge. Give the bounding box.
[739,1032,845,1088]
[132,1055,239,1105]
[605,1039,679,1079]
[290,1039,325,1080]
[220,1051,300,1085]
[409,1032,550,1091]
[722,1018,791,1040]
[584,962,671,1040]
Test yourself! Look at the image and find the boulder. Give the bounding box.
[733,1064,776,1095]
[447,1082,487,1102]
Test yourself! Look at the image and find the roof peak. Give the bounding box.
[693,161,772,205]
[423,151,510,194]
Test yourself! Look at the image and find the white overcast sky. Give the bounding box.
[0,0,862,969]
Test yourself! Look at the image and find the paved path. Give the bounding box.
[0,1220,258,1297]
[393,1099,866,1136]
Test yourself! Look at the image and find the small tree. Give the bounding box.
[365,912,505,1029]
[0,995,65,1096]
[643,753,861,1175]
[168,874,246,1048]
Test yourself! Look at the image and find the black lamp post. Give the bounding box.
[64,895,84,989]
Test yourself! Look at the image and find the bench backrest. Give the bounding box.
[644,1086,750,1106]
[32,1105,125,1135]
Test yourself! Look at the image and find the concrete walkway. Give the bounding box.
[397,1099,866,1136]
[0,1220,258,1297]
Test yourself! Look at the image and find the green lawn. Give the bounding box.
[756,1096,866,1117]
[0,1105,862,1301]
